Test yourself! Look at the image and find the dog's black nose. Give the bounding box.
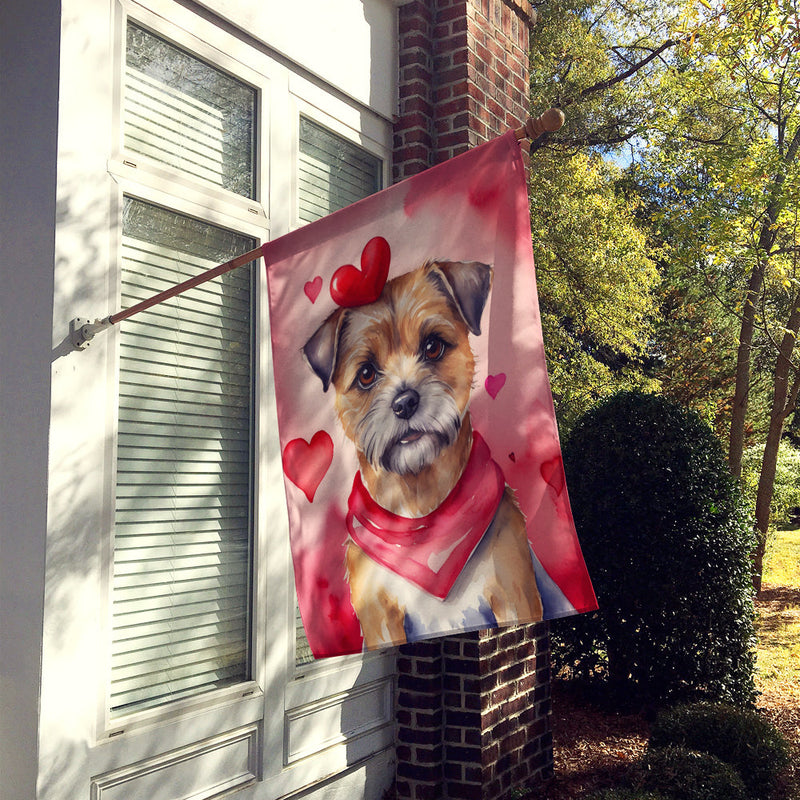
[392,389,420,420]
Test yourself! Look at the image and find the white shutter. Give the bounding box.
[124,23,256,199]
[294,117,383,665]
[111,198,255,715]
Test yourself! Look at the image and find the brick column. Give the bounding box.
[446,628,552,796]
[392,2,553,799]
[394,0,534,178]
[396,641,445,799]
[396,627,553,800]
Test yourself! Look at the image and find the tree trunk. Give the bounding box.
[728,127,800,479]
[729,266,765,478]
[753,300,800,593]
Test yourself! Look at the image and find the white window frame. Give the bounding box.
[261,74,398,794]
[289,90,392,677]
[101,0,273,740]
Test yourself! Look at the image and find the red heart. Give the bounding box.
[540,455,565,496]
[330,237,391,307]
[485,373,506,399]
[304,276,322,303]
[283,430,334,503]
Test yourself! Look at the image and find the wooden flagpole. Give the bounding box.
[70,108,563,349]
[109,245,264,324]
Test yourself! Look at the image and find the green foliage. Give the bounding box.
[528,0,800,591]
[529,0,680,154]
[632,747,748,800]
[649,702,790,799]
[554,391,757,707]
[648,270,744,440]
[587,789,668,800]
[632,0,800,454]
[527,0,669,434]
[531,153,660,432]
[741,440,800,526]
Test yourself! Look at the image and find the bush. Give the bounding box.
[587,789,668,800]
[649,702,790,798]
[554,391,757,707]
[633,746,748,800]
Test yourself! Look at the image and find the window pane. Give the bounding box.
[298,117,382,223]
[295,119,383,665]
[111,197,255,715]
[125,23,256,198]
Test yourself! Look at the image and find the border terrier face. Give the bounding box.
[304,260,492,476]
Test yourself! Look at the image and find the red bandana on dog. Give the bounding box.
[346,433,505,599]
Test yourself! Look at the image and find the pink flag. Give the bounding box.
[264,131,596,657]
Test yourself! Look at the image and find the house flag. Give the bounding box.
[264,130,597,658]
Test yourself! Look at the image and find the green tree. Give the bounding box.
[634,0,800,589]
[529,0,800,590]
[741,438,800,525]
[530,152,660,431]
[529,0,682,156]
[528,0,672,430]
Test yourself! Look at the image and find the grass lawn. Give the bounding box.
[755,527,800,800]
[757,527,800,700]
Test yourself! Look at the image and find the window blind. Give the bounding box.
[125,23,256,199]
[295,118,382,665]
[111,198,255,715]
[298,117,382,224]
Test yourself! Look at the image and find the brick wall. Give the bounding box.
[394,0,534,181]
[395,626,553,800]
[391,2,553,798]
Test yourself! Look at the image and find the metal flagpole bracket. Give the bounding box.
[70,316,113,350]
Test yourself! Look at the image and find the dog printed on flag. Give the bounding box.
[264,131,596,657]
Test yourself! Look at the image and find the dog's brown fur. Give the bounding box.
[304,260,542,647]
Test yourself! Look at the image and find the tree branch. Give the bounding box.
[558,39,678,108]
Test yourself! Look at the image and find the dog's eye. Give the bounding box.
[423,336,447,362]
[356,363,378,389]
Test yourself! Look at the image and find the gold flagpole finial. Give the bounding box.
[515,108,565,141]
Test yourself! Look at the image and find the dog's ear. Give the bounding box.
[431,260,493,336]
[303,309,347,392]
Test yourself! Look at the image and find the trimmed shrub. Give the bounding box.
[554,391,757,707]
[633,746,748,800]
[649,701,790,798]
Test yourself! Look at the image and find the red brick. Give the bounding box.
[448,782,485,799]
[434,52,453,71]
[396,110,432,131]
[438,3,470,22]
[401,31,431,51]
[437,95,471,118]
[399,95,434,116]
[451,14,469,33]
[403,64,433,83]
[397,761,442,783]
[399,78,433,99]
[445,762,464,782]
[415,709,444,729]
[399,725,441,745]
